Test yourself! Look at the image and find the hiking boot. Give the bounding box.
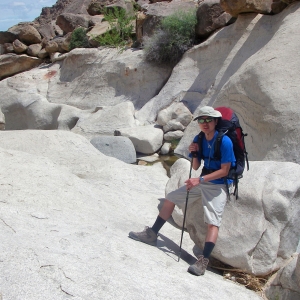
[188,255,209,276]
[128,226,157,246]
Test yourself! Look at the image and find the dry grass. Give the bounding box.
[209,259,276,294]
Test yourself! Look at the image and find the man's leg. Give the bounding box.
[152,200,175,233]
[129,185,200,246]
[128,199,175,245]
[188,224,218,276]
[202,224,218,259]
[188,182,226,276]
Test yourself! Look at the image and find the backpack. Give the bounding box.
[197,106,249,199]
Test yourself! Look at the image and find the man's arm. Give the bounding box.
[185,163,231,190]
[189,142,200,170]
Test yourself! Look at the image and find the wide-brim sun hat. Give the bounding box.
[193,106,222,121]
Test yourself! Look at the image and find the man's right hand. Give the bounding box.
[189,142,199,154]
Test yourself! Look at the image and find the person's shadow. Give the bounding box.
[157,232,197,265]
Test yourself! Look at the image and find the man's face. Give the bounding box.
[197,116,217,135]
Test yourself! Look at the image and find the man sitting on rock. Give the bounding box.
[129,106,236,276]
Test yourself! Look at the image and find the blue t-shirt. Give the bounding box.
[191,131,236,184]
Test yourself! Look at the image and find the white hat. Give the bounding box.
[193,106,222,120]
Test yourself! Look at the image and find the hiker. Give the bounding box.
[129,106,236,276]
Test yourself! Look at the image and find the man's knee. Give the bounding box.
[207,224,219,231]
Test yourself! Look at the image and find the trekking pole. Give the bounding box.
[178,153,196,262]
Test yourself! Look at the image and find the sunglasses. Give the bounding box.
[197,118,213,124]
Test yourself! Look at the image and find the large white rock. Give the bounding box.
[47,48,172,110]
[90,135,137,164]
[0,130,261,300]
[0,47,172,133]
[119,124,164,154]
[0,63,91,130]
[164,130,184,141]
[157,102,193,127]
[71,101,137,139]
[186,161,300,276]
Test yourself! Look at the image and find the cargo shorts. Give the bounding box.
[166,182,228,227]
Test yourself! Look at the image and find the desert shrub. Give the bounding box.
[69,27,89,51]
[143,9,197,65]
[94,7,135,49]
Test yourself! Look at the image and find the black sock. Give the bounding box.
[203,242,215,259]
[151,216,166,234]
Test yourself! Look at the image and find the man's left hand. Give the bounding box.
[185,178,200,190]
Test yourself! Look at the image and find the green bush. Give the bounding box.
[94,7,135,49]
[143,9,197,65]
[69,27,89,51]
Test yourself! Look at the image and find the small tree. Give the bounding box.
[143,9,197,65]
[69,27,89,51]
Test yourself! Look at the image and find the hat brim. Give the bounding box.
[193,114,221,121]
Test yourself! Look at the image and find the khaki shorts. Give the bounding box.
[166,182,227,227]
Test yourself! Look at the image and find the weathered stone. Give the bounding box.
[27,44,42,57]
[35,0,79,26]
[90,15,105,25]
[196,0,233,39]
[35,23,56,40]
[90,136,136,163]
[163,120,185,133]
[160,142,171,155]
[86,21,111,47]
[164,130,184,141]
[220,0,273,17]
[106,0,135,16]
[45,40,59,53]
[157,102,193,127]
[56,13,92,34]
[0,31,17,44]
[37,49,49,59]
[12,39,28,54]
[119,125,164,154]
[0,54,42,81]
[46,48,172,110]
[87,0,107,16]
[62,0,94,14]
[3,43,14,53]
[52,37,69,53]
[72,101,137,139]
[61,32,73,51]
[50,52,68,63]
[53,21,64,36]
[137,153,160,163]
[264,254,300,299]
[8,24,42,45]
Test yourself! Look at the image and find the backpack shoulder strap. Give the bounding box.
[197,131,205,160]
[214,131,225,161]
